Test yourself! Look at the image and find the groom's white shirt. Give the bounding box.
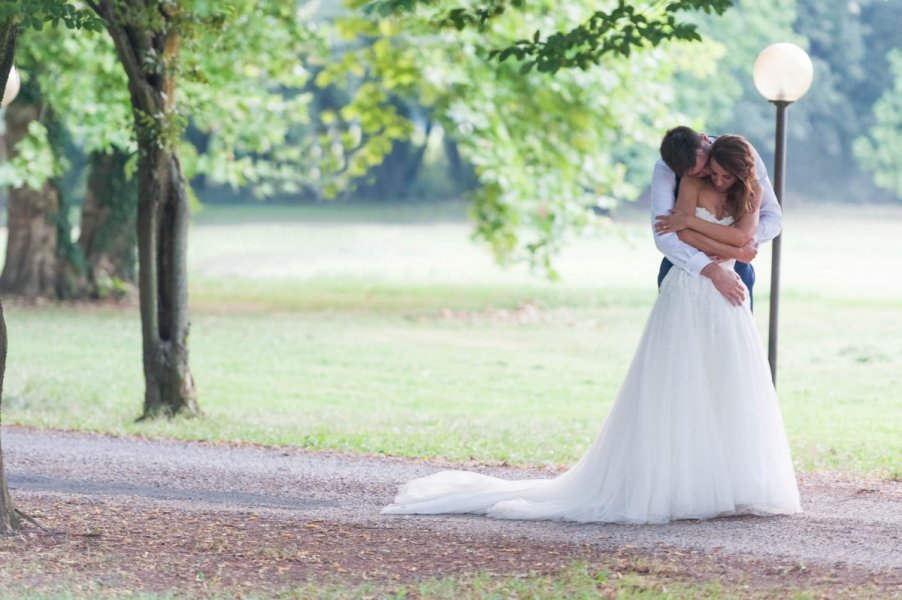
[650,143,783,277]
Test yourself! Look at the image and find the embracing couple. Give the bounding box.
[382,127,801,524]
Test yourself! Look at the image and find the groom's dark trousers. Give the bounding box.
[657,258,755,311]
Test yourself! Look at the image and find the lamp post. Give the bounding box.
[753,43,813,386]
[1,65,20,107]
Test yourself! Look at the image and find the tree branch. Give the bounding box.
[96,0,159,112]
[366,0,733,74]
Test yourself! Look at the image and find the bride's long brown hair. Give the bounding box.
[708,135,757,221]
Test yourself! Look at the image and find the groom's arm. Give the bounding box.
[751,146,783,244]
[650,160,712,277]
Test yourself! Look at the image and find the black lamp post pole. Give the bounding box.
[768,100,790,386]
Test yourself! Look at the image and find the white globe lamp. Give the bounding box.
[753,43,814,103]
[1,65,20,108]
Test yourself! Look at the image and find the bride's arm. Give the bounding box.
[659,184,761,246]
[673,175,699,214]
[677,230,758,262]
[678,230,740,257]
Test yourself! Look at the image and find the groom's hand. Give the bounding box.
[702,263,746,306]
[736,240,759,263]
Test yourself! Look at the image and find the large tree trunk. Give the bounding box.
[0,100,62,298]
[78,150,137,298]
[0,71,86,300]
[0,16,21,534]
[94,0,198,418]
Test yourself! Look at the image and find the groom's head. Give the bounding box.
[660,126,713,178]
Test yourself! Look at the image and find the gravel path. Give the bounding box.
[5,426,901,575]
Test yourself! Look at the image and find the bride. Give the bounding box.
[382,135,801,524]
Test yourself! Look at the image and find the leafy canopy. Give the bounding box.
[0,0,102,31]
[360,0,732,73]
[3,2,331,201]
[332,1,724,275]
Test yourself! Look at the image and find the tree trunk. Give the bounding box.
[444,136,478,193]
[78,150,137,298]
[0,100,62,298]
[0,299,18,534]
[93,0,198,418]
[0,16,21,535]
[135,147,198,418]
[355,99,431,201]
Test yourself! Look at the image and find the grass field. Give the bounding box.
[3,200,901,478]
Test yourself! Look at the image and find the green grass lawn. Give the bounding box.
[3,201,901,478]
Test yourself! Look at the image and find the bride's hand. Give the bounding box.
[655,210,690,234]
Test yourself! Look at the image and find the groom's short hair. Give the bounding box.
[660,126,703,176]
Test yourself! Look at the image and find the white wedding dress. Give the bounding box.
[382,207,801,524]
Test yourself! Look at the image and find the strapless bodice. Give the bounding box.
[696,205,733,226]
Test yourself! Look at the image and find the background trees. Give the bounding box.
[5,1,899,288]
[1,0,899,427]
[0,0,101,535]
[1,1,327,417]
[290,0,902,272]
[80,0,333,418]
[855,49,902,200]
[322,0,730,274]
[0,24,129,299]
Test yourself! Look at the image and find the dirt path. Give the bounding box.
[3,426,901,595]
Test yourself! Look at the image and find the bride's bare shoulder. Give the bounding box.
[684,176,719,196]
[681,176,708,189]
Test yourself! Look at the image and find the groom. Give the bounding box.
[651,126,783,308]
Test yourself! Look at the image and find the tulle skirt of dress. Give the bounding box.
[381,266,801,524]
